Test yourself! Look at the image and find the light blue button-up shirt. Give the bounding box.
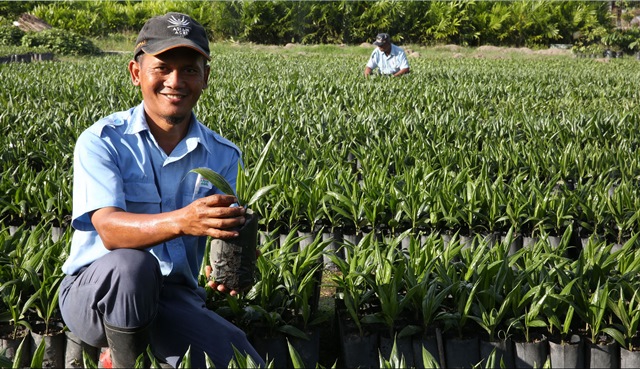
[366,44,410,75]
[62,102,241,288]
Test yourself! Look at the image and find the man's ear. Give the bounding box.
[128,58,141,86]
[203,64,210,89]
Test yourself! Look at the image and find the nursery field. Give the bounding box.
[2,45,640,368]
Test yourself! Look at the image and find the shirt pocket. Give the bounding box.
[181,187,213,208]
[124,181,161,214]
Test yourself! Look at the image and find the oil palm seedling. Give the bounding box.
[435,240,483,341]
[7,36,640,368]
[497,173,531,240]
[393,167,433,235]
[606,284,640,352]
[23,262,64,336]
[191,136,276,292]
[329,233,377,337]
[0,282,33,340]
[604,182,639,246]
[574,279,618,345]
[507,277,552,342]
[359,168,392,238]
[458,175,491,239]
[470,249,518,343]
[325,170,368,238]
[277,230,328,333]
[545,284,579,338]
[361,238,418,338]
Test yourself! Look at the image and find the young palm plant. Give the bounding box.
[435,239,483,340]
[361,233,418,336]
[507,277,551,343]
[191,136,276,291]
[329,233,377,337]
[606,283,640,352]
[470,252,519,343]
[578,279,618,345]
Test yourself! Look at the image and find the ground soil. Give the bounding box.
[317,270,341,368]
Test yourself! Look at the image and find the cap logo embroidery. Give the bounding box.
[167,15,191,37]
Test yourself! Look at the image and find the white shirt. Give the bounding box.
[366,44,410,75]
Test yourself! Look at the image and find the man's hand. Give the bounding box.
[180,194,246,239]
[91,194,246,250]
[205,265,241,296]
[205,248,262,296]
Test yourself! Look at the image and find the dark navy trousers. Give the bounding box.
[59,249,264,368]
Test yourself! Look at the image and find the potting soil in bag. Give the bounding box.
[209,209,258,291]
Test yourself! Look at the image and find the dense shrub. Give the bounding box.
[29,0,614,46]
[0,25,25,46]
[612,27,640,52]
[30,0,194,37]
[21,28,101,56]
[0,2,36,21]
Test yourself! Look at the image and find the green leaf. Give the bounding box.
[0,355,13,369]
[246,133,276,194]
[190,168,235,197]
[527,319,548,328]
[204,352,216,369]
[398,324,422,338]
[148,346,160,368]
[286,339,305,369]
[247,184,277,207]
[177,345,191,368]
[82,348,98,368]
[602,327,626,349]
[10,336,27,369]
[421,346,440,369]
[29,337,45,369]
[278,324,309,340]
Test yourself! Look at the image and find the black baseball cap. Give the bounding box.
[373,33,390,46]
[134,12,210,60]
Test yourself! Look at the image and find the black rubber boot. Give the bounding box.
[104,320,152,368]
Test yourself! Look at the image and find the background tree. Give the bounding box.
[12,0,617,47]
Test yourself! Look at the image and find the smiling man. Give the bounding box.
[58,12,264,368]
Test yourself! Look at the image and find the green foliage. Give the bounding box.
[21,28,101,56]
[191,134,276,207]
[0,26,25,46]
[377,337,406,368]
[286,339,305,369]
[0,3,36,21]
[208,2,244,41]
[0,354,11,368]
[27,0,614,46]
[29,338,46,369]
[5,43,640,368]
[11,336,29,369]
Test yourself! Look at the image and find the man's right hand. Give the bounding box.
[180,194,246,239]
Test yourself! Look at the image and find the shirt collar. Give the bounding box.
[183,117,208,155]
[126,102,149,135]
[126,102,210,157]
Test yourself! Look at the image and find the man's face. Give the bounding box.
[377,42,391,53]
[128,48,210,126]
